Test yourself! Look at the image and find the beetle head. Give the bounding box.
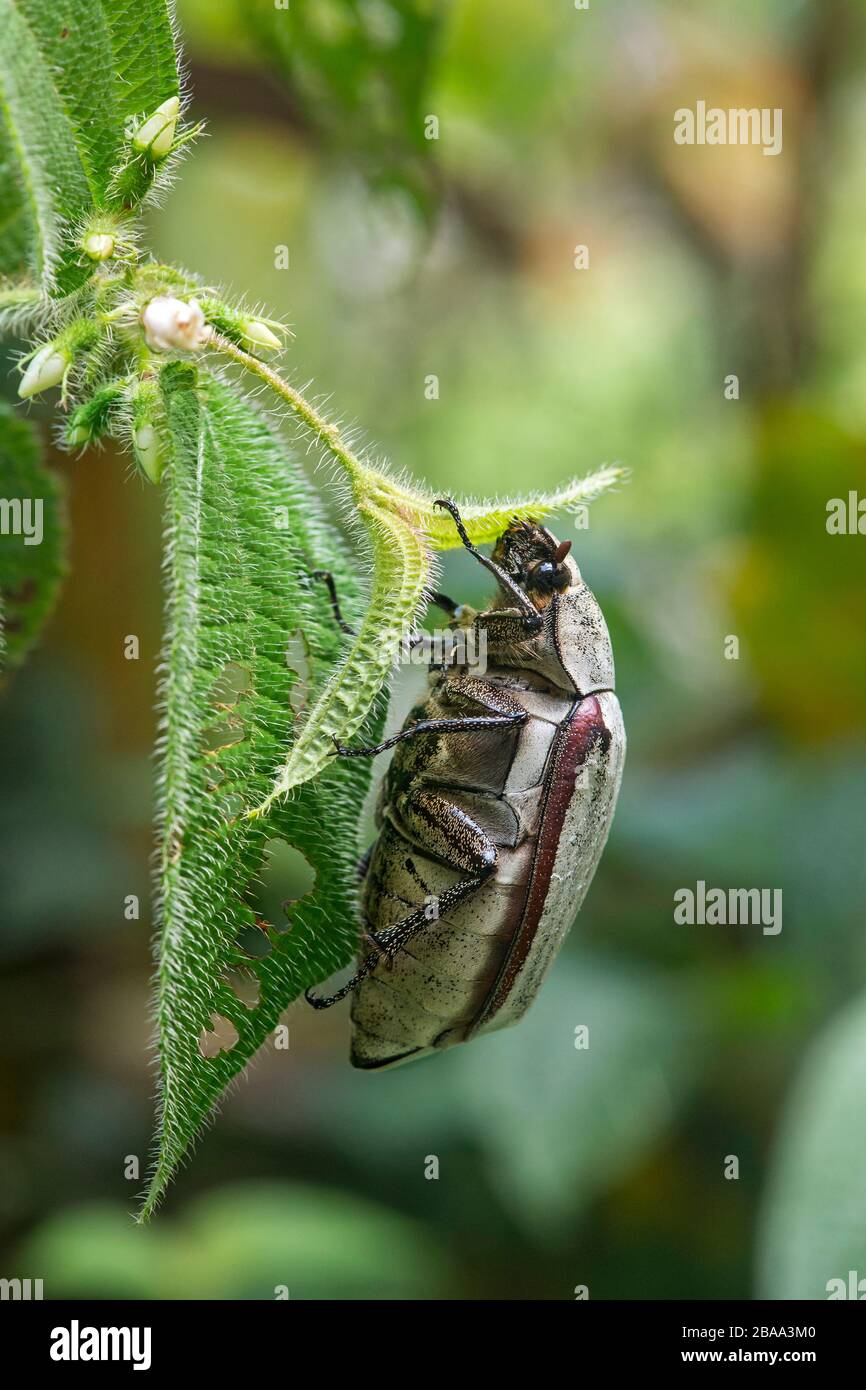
[492,520,577,605]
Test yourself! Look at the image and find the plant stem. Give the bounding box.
[208,331,367,490]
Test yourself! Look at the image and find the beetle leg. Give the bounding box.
[331,709,525,759]
[435,673,528,719]
[369,865,495,959]
[434,497,542,632]
[333,674,527,757]
[310,569,355,635]
[305,898,434,1009]
[307,792,498,1008]
[305,865,494,1010]
[393,786,498,879]
[429,590,460,619]
[305,946,384,1010]
[365,787,500,957]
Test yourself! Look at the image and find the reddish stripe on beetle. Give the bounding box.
[471,694,611,1031]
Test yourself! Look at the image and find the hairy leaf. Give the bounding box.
[0,403,65,671]
[0,0,179,288]
[416,466,628,548]
[257,495,431,808]
[142,365,382,1219]
[0,105,38,282]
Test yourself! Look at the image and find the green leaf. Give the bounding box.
[0,104,37,281]
[240,0,447,203]
[19,1184,451,1299]
[142,365,382,1219]
[0,0,179,287]
[0,403,65,671]
[757,994,866,1299]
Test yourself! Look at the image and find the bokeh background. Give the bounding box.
[2,0,866,1299]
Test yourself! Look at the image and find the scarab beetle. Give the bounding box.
[307,499,625,1069]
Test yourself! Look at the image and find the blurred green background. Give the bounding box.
[2,0,866,1299]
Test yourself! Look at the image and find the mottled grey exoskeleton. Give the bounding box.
[307,499,625,1069]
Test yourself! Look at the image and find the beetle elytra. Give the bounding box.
[307,499,626,1069]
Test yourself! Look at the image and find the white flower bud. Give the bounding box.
[18,344,69,399]
[133,423,165,484]
[133,97,180,160]
[142,296,210,353]
[241,319,283,354]
[84,232,115,261]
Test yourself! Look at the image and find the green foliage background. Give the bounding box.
[2,0,866,1298]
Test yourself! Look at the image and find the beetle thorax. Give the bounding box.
[475,522,615,696]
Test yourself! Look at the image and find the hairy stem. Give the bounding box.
[208,331,367,491]
[207,330,627,548]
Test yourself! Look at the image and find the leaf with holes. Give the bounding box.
[0,0,180,291]
[141,364,382,1220]
[0,403,66,672]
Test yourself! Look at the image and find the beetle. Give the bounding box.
[306,498,625,1069]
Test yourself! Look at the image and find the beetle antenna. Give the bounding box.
[434,498,542,630]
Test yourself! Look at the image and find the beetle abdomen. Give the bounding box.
[349,689,625,1069]
[349,817,524,1069]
